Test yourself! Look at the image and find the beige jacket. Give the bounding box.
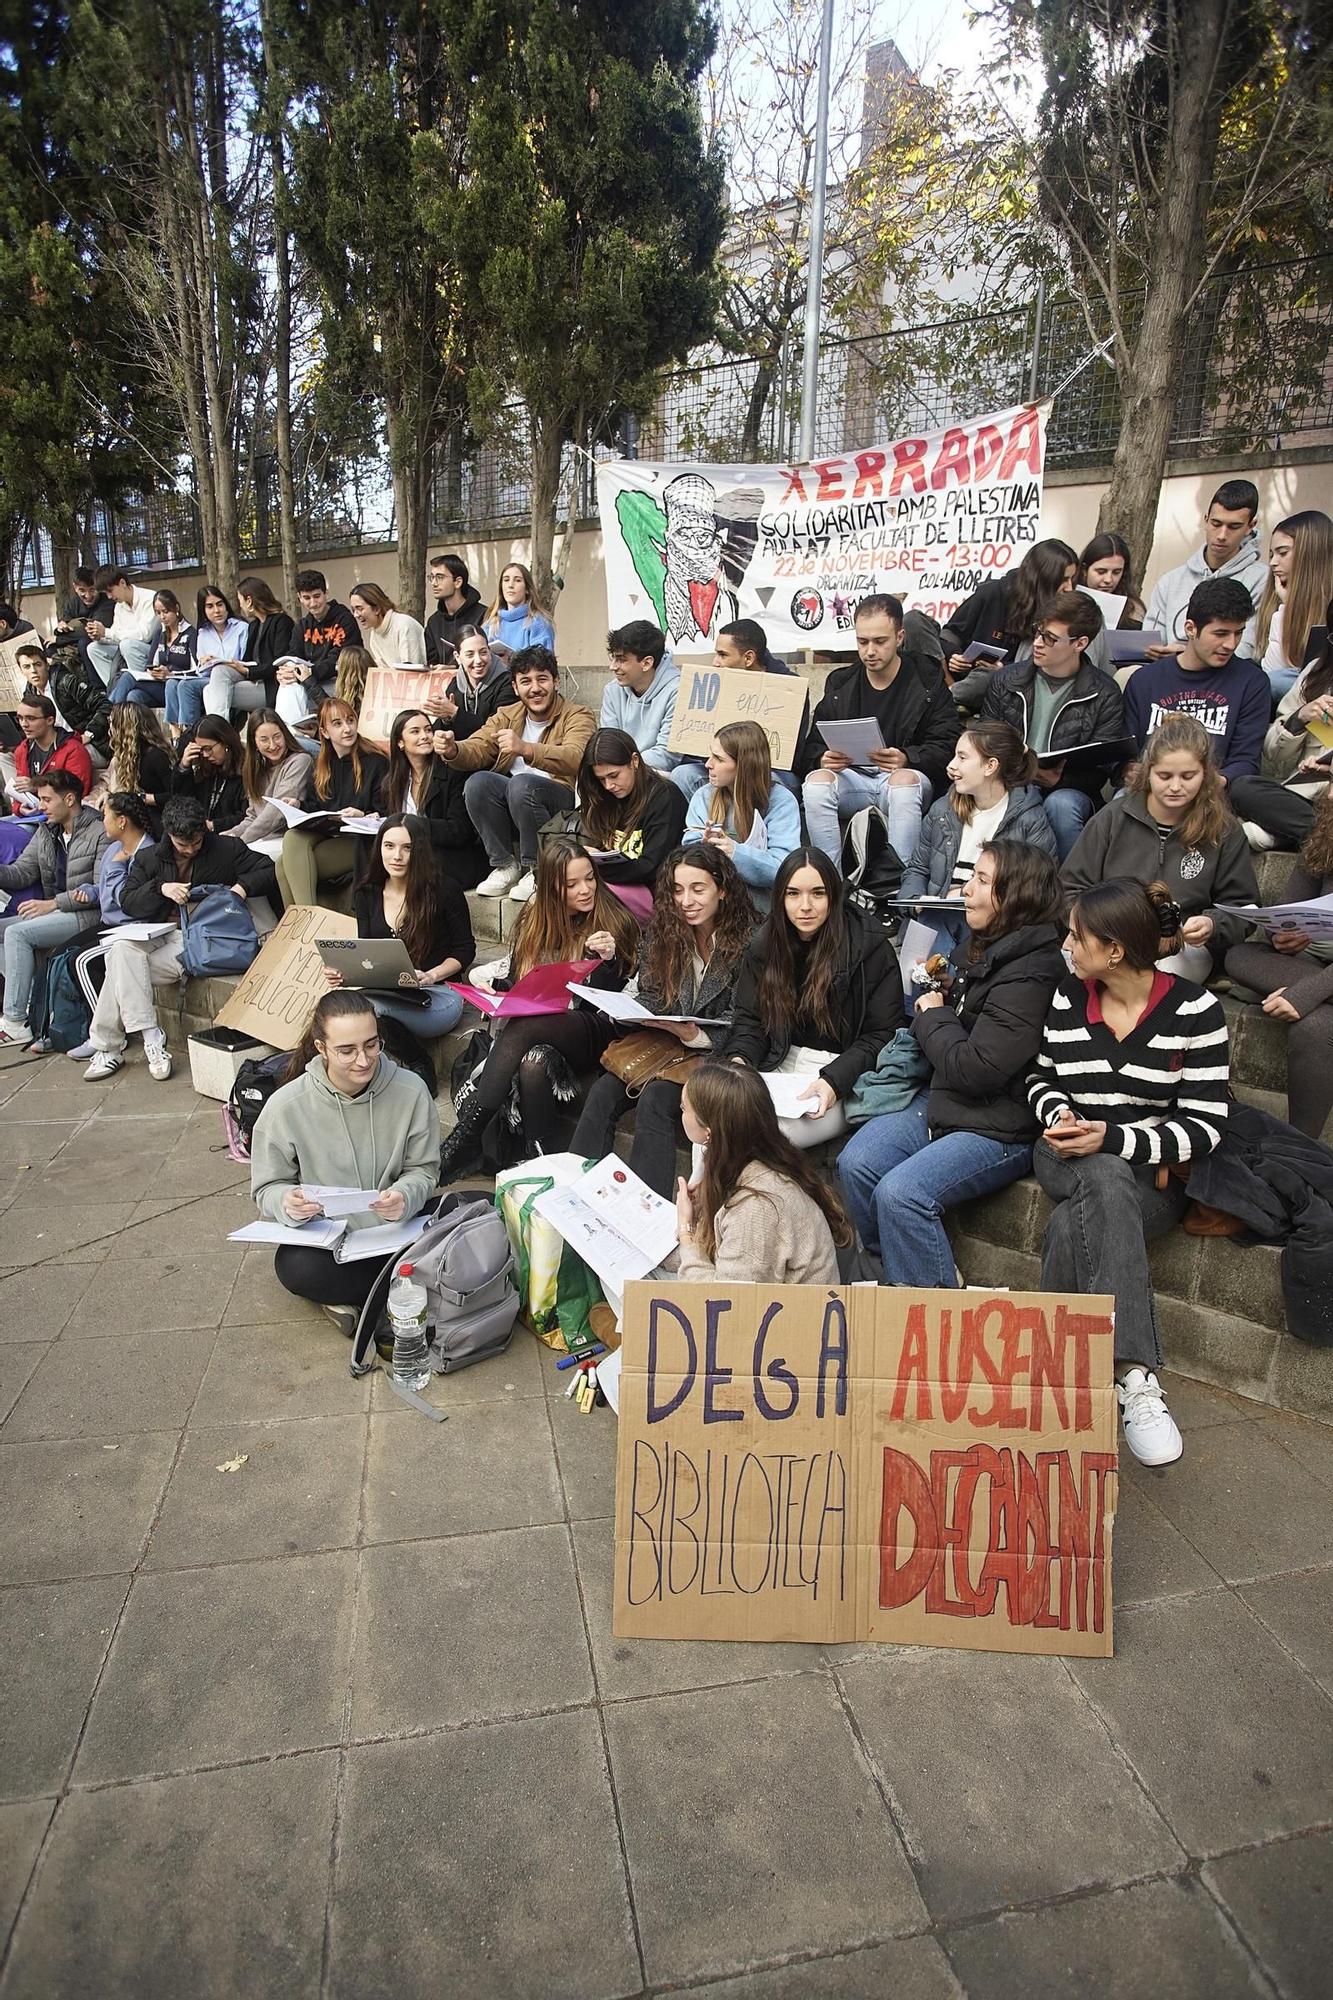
[1263,664,1328,784]
[677,1162,840,1286]
[447,692,596,787]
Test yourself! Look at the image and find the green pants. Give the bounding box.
[276,831,358,908]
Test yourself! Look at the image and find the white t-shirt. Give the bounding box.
[510,711,546,777]
[1262,603,1286,673]
[951,794,1009,890]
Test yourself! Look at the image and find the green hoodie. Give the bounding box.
[250,1053,440,1230]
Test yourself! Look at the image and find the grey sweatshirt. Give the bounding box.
[677,1162,839,1285]
[250,1053,440,1229]
[1145,531,1268,651]
[233,750,314,844]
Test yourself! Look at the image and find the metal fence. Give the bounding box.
[21,253,1333,589]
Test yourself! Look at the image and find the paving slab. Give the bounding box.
[944,1875,1268,2000]
[223,1245,317,1326]
[0,1262,95,1342]
[0,1345,43,1424]
[0,1120,81,1172]
[33,1110,190,1198]
[74,1550,357,1782]
[1072,1588,1333,1855]
[111,1188,254,1257]
[328,1710,639,2000]
[61,1249,242,1339]
[0,1575,129,1799]
[362,1396,561,1544]
[145,1415,367,1569]
[351,1523,593,1736]
[0,1753,336,2000]
[692,1938,961,1999]
[1239,1566,1333,1699]
[604,1673,924,1986]
[367,1322,547,1407]
[839,1648,1182,1922]
[0,1197,137,1266]
[0,1800,53,1954]
[1261,1411,1333,1489]
[546,1371,620,1519]
[0,1433,178,1584]
[3,1326,215,1441]
[191,1318,370,1425]
[1111,1477,1222,1607]
[1140,1421,1333,1580]
[1204,1829,1333,2000]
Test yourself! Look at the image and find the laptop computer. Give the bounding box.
[316,936,431,1005]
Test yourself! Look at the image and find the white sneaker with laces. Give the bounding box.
[0,1017,32,1047]
[476,861,521,897]
[508,870,537,904]
[1117,1368,1183,1466]
[84,1049,124,1081]
[143,1031,173,1081]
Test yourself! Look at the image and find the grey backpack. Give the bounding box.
[349,1191,519,1387]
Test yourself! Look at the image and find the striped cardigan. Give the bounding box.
[1027,972,1230,1166]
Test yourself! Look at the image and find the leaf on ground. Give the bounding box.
[216,1454,250,1473]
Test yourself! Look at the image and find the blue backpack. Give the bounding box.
[28,946,94,1051]
[179,888,259,978]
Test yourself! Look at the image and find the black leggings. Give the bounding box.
[472,1011,611,1153]
[570,1072,686,1197]
[274,1245,383,1312]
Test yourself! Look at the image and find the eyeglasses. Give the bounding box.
[1034,627,1073,648]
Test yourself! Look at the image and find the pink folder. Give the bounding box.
[449,957,602,1018]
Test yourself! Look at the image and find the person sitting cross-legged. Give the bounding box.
[0,768,107,1046]
[83,795,276,1082]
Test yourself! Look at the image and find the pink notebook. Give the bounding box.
[449,957,602,1018]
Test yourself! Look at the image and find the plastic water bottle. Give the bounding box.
[388,1262,430,1392]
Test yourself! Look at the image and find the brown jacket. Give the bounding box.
[447,692,596,786]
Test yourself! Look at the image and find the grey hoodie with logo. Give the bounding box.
[251,1053,440,1230]
[1144,531,1267,653]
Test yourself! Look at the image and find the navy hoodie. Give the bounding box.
[1123,654,1271,782]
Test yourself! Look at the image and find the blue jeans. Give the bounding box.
[802,767,932,866]
[1264,662,1299,705]
[669,759,709,802]
[166,676,208,731]
[371,984,464,1039]
[3,908,87,1025]
[837,1090,1032,1286]
[1041,786,1095,862]
[108,671,165,707]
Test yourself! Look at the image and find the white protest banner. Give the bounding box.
[215,904,356,1049]
[666,662,809,768]
[359,666,457,751]
[596,401,1050,655]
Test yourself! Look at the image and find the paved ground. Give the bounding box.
[1,1048,1331,1999]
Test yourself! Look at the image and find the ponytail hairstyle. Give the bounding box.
[312,695,367,802]
[240,707,301,807]
[1254,510,1333,669]
[288,989,380,1081]
[948,720,1038,824]
[104,790,153,835]
[756,846,846,1042]
[1131,713,1233,851]
[1068,877,1185,972]
[577,728,659,849]
[684,1062,852,1261]
[706,720,773,842]
[1002,538,1079,641]
[508,833,640,982]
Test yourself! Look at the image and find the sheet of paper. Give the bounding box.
[565,983,726,1027]
[595,1345,622,1416]
[763,1071,820,1119]
[1081,588,1127,628]
[891,895,966,912]
[340,814,385,836]
[270,799,334,828]
[535,1157,678,1289]
[104,921,177,943]
[896,917,946,979]
[815,717,887,763]
[1306,718,1333,752]
[1215,891,1333,940]
[228,1217,346,1250]
[334,1216,429,1263]
[962,640,1008,663]
[302,1184,385,1218]
[1107,627,1164,664]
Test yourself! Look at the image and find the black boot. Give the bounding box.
[437,1085,491,1184]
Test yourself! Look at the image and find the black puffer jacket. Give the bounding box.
[979,657,1126,799]
[720,905,905,1102]
[26,647,112,759]
[798,651,960,793]
[912,921,1066,1142]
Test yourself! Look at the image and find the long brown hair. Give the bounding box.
[237,575,286,620]
[288,989,380,1081]
[1254,511,1333,668]
[685,1062,851,1260]
[948,720,1037,824]
[383,708,436,814]
[485,560,550,624]
[577,728,658,849]
[972,839,1063,950]
[706,720,772,841]
[335,644,372,710]
[1003,538,1078,639]
[1131,714,1233,851]
[755,846,846,1042]
[109,702,170,795]
[240,707,301,807]
[360,813,442,967]
[509,834,639,981]
[638,845,756,1008]
[312,695,368,802]
[1299,789,1333,881]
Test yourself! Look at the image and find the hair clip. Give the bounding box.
[1157,898,1184,936]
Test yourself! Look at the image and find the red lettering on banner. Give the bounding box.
[889,1303,932,1421]
[812,460,846,501]
[851,450,886,497]
[778,466,809,503]
[999,406,1043,478]
[888,439,928,494]
[972,423,1005,479]
[888,1297,1106,1432]
[930,428,972,489]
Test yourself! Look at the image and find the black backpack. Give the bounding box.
[226,1050,292,1156]
[839,805,904,920]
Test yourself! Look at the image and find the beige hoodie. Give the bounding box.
[677,1162,839,1286]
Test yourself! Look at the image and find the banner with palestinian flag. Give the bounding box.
[595,401,1050,655]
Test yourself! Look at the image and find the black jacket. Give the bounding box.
[354,877,475,975]
[1185,1103,1333,1347]
[300,602,358,697]
[426,587,488,665]
[122,829,276,921]
[243,610,302,707]
[298,746,390,819]
[446,664,516,742]
[586,776,688,887]
[24,653,112,760]
[170,747,248,833]
[799,651,960,794]
[720,905,905,1101]
[913,921,1066,1142]
[378,760,486,889]
[940,577,1021,659]
[979,656,1126,798]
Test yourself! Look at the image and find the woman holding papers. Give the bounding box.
[838,841,1065,1284]
[380,707,486,889]
[232,710,313,856]
[675,1063,848,1285]
[438,835,638,1177]
[570,844,756,1194]
[682,721,799,908]
[275,698,389,908]
[1225,793,1333,1137]
[170,585,247,738]
[340,815,473,1039]
[1077,534,1145,626]
[1062,716,1259,979]
[941,539,1080,705]
[719,846,903,1149]
[250,990,442,1334]
[900,722,1057,931]
[205,577,300,721]
[169,718,248,833]
[577,728,688,904]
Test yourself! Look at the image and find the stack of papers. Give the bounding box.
[534,1157,678,1289]
[270,800,384,837]
[566,984,725,1027]
[815,718,887,764]
[103,921,177,943]
[763,1072,822,1119]
[229,1213,428,1263]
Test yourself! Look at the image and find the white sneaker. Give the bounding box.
[508,870,536,904]
[1117,1368,1183,1466]
[67,1039,96,1060]
[1241,820,1277,852]
[476,861,521,897]
[0,1017,31,1047]
[84,1049,124,1081]
[143,1031,173,1082]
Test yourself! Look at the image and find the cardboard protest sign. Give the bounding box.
[359,666,457,751]
[597,401,1051,653]
[666,663,809,769]
[215,904,356,1050]
[614,1281,1117,1658]
[0,635,33,709]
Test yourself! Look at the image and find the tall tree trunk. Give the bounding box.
[528,414,563,611]
[739,355,776,462]
[151,85,223,581]
[50,525,78,614]
[1096,0,1229,573]
[262,6,299,605]
[388,390,430,621]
